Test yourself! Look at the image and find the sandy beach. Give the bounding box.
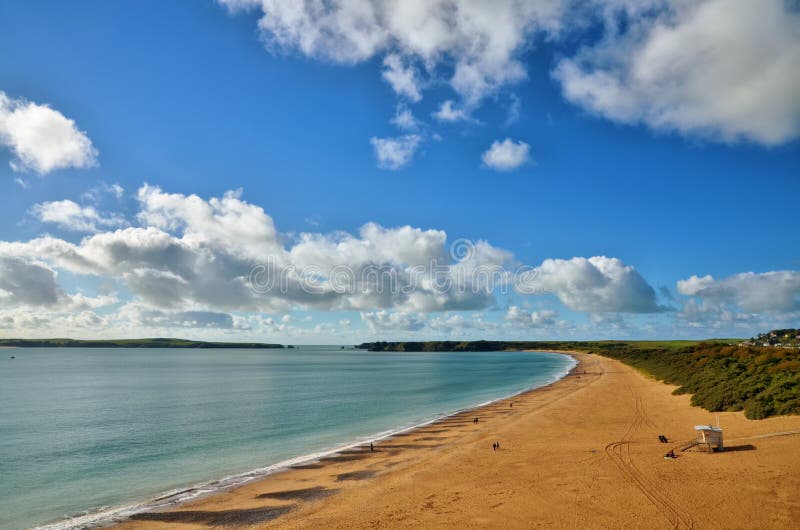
[114,352,800,529]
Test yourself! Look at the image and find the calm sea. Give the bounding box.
[0,347,574,529]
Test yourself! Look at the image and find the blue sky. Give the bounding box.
[0,0,798,342]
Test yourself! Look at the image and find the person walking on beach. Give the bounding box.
[496,441,500,450]
[492,442,496,451]
[370,442,374,452]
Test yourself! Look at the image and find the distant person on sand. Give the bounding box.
[496,441,500,450]
[492,442,496,451]
[509,403,513,408]
[370,442,374,452]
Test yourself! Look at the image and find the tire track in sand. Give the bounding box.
[604,380,694,529]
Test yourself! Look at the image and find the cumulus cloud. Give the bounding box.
[504,94,522,126]
[0,309,109,332]
[219,0,565,106]
[0,91,98,174]
[0,257,62,307]
[0,255,115,310]
[370,134,422,169]
[2,185,511,316]
[360,310,497,334]
[553,0,800,145]
[1,185,680,341]
[82,182,125,203]
[481,138,531,171]
[361,310,426,332]
[391,104,420,131]
[117,304,236,329]
[524,256,664,313]
[220,1,800,147]
[432,100,473,123]
[31,200,126,232]
[4,186,671,325]
[504,306,558,327]
[678,271,800,313]
[382,54,422,101]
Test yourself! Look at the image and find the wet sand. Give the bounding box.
[115,352,800,529]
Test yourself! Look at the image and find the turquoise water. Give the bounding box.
[0,347,574,529]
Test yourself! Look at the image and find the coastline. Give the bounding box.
[38,351,578,530]
[112,351,800,529]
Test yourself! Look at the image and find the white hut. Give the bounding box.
[694,425,723,452]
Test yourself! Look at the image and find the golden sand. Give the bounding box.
[115,353,800,529]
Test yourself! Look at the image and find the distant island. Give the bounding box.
[0,338,284,349]
[359,333,800,420]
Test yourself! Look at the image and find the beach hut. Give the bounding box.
[694,425,723,452]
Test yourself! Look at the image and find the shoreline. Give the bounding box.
[113,351,800,529]
[39,351,578,530]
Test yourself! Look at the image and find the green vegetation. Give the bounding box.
[359,335,800,420]
[0,338,283,349]
[584,341,800,420]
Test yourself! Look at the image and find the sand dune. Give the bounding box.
[115,353,800,529]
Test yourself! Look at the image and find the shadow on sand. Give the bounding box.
[723,444,756,452]
[130,505,292,526]
[336,470,376,481]
[257,486,337,501]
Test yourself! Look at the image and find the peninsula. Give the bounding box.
[0,338,284,349]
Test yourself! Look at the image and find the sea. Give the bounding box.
[0,346,575,529]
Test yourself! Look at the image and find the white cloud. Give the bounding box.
[553,0,800,145]
[505,306,558,327]
[432,100,473,123]
[523,256,664,313]
[481,138,531,171]
[220,0,566,106]
[391,104,420,131]
[505,94,522,126]
[0,309,110,332]
[117,303,236,329]
[3,185,508,315]
[382,54,422,101]
[4,187,666,321]
[82,182,125,203]
[676,274,715,297]
[361,310,426,332]
[0,91,98,174]
[677,271,800,313]
[587,312,631,334]
[0,255,115,310]
[9,187,669,322]
[0,257,62,307]
[220,1,800,147]
[5,180,799,340]
[1,186,687,340]
[370,134,421,169]
[31,200,126,232]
